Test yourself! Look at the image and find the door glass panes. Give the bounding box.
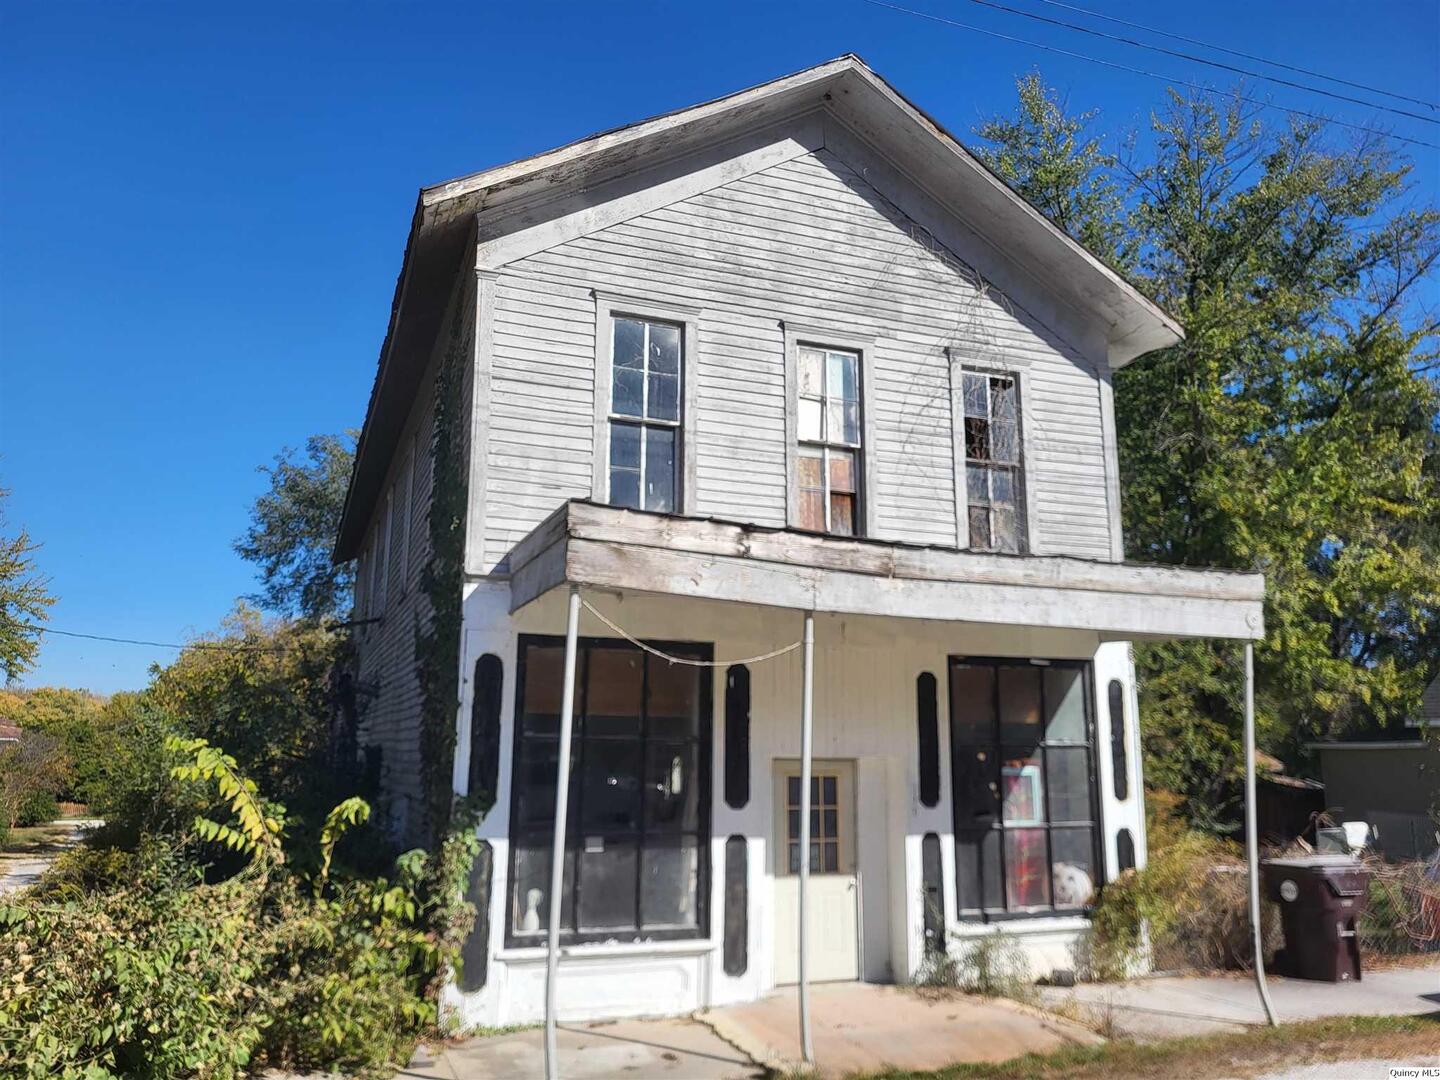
[785,773,841,873]
[609,316,682,513]
[795,345,862,536]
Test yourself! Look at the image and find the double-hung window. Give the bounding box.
[962,372,1025,553]
[949,658,1100,918]
[507,636,711,944]
[796,345,862,535]
[608,316,682,513]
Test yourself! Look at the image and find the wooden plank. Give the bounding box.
[558,535,1262,639]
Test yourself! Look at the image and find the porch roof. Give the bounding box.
[505,501,1265,641]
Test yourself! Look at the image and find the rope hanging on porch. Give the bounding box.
[579,596,803,667]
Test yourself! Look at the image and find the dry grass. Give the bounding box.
[853,1014,1440,1079]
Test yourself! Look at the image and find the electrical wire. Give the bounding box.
[860,0,1440,151]
[955,0,1439,125]
[13,620,375,654]
[1027,0,1438,112]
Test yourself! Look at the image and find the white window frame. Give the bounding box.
[783,323,878,538]
[591,292,700,515]
[948,351,1038,555]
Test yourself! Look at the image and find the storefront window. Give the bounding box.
[949,658,1099,918]
[508,637,711,944]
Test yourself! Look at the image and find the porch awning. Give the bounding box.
[506,500,1265,641]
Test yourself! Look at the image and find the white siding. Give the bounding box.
[482,147,1114,569]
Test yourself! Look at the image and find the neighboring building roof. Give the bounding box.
[0,721,21,742]
[335,55,1185,561]
[1410,673,1440,728]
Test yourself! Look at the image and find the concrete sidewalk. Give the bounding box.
[1036,962,1440,1042]
[406,982,1101,1078]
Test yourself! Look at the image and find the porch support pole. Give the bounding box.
[544,584,583,1079]
[797,609,815,1064]
[1244,641,1278,1026]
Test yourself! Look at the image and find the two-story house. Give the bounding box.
[334,56,1265,1029]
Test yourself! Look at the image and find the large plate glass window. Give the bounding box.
[962,372,1025,553]
[609,316,682,513]
[796,345,862,536]
[507,636,711,944]
[949,657,1099,919]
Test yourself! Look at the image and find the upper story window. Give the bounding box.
[608,316,682,513]
[796,345,862,536]
[963,372,1025,553]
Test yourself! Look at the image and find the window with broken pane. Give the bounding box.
[796,345,861,536]
[963,372,1025,553]
[609,316,681,513]
[507,636,711,944]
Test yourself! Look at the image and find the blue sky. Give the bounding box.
[2,0,1437,694]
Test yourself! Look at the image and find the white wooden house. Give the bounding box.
[334,56,1265,1030]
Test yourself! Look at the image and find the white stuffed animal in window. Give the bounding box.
[1052,861,1094,907]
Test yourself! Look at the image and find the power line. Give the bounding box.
[15,620,377,654]
[1027,0,1438,113]
[956,0,1439,125]
[860,0,1440,151]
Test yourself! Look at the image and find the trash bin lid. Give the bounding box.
[1261,854,1363,870]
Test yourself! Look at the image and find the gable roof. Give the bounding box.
[335,55,1183,561]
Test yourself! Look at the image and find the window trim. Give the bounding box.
[783,323,878,538]
[592,292,700,516]
[947,655,1104,923]
[948,352,1038,555]
[504,633,714,948]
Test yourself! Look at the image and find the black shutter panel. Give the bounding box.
[1108,679,1129,801]
[917,672,940,808]
[922,832,944,953]
[458,839,493,992]
[723,835,748,975]
[724,665,751,810]
[468,654,504,810]
[1117,828,1136,873]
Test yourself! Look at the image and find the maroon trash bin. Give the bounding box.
[1262,854,1371,982]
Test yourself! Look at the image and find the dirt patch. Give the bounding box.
[865,1014,1440,1079]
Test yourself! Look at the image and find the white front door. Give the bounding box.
[772,760,860,984]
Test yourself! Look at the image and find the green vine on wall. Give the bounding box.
[415,296,469,847]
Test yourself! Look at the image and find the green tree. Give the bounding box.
[235,433,356,621]
[973,71,1130,267]
[0,687,104,804]
[0,488,55,682]
[976,77,1440,829]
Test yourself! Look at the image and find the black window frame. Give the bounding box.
[947,655,1103,923]
[505,634,713,947]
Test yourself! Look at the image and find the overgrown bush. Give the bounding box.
[0,739,477,1078]
[917,928,1033,999]
[1082,791,1280,979]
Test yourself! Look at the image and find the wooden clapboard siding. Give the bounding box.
[482,145,1115,570]
[352,270,474,846]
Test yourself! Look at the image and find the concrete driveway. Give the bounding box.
[1036,961,1440,1041]
[406,982,1102,1078]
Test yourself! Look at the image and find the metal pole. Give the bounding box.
[798,610,815,1064]
[1244,642,1278,1027]
[545,585,583,1079]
